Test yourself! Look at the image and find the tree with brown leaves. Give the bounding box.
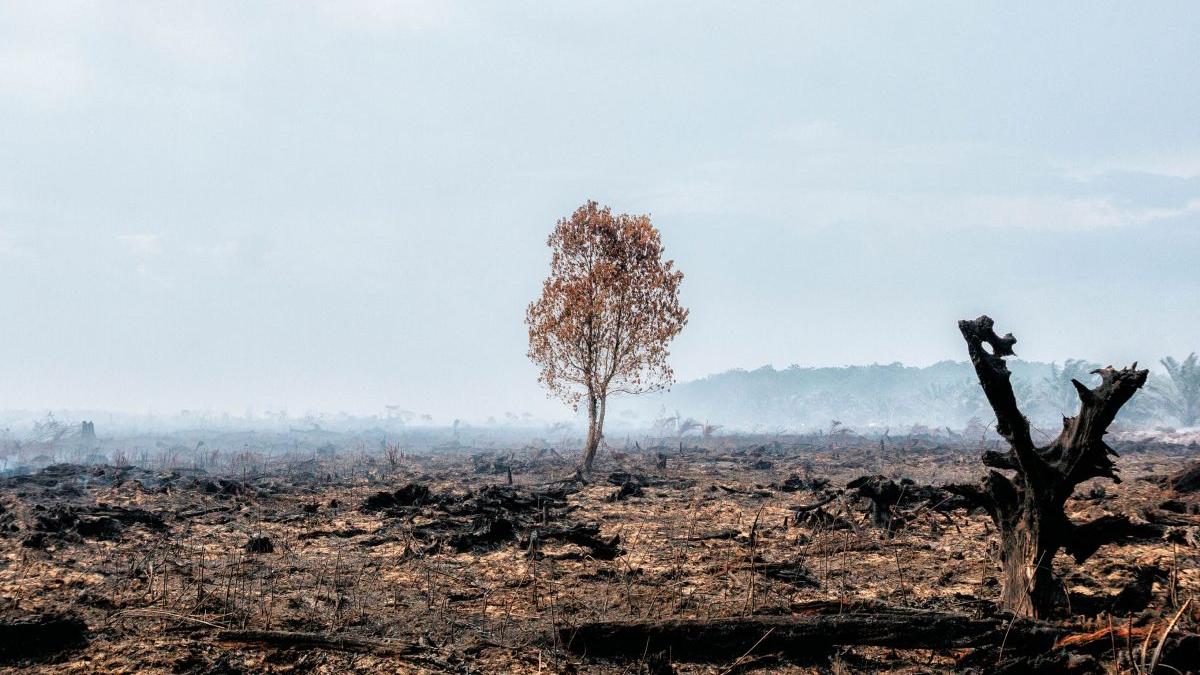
[526,201,688,475]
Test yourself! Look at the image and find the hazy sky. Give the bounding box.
[1,2,1198,420]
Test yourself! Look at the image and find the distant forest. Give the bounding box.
[625,357,1199,434]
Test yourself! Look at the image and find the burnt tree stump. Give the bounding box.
[948,315,1150,618]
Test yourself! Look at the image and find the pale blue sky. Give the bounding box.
[1,2,1197,420]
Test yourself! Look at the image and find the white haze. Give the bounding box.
[1,2,1198,424]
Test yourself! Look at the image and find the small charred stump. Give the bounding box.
[244,535,274,554]
[755,559,820,588]
[948,316,1154,618]
[847,476,907,530]
[607,480,643,502]
[449,516,516,552]
[361,483,435,512]
[606,472,647,501]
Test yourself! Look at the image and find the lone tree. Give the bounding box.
[949,316,1158,618]
[526,201,688,474]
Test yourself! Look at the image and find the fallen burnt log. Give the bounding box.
[523,523,622,560]
[557,610,1060,661]
[0,613,88,662]
[960,621,1200,674]
[176,505,236,519]
[674,528,739,542]
[606,472,694,490]
[216,629,416,656]
[957,650,1099,674]
[297,526,370,540]
[846,475,965,531]
[750,559,820,587]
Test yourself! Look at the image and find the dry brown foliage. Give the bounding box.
[526,201,688,472]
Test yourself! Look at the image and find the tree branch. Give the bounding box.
[1050,364,1148,487]
[958,316,1046,485]
[943,482,994,515]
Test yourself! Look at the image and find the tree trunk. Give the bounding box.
[581,395,601,474]
[597,396,607,451]
[997,512,1059,617]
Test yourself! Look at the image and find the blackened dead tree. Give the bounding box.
[950,315,1154,618]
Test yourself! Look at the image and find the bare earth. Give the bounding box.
[1,435,1197,673]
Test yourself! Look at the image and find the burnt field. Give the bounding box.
[1,435,1199,674]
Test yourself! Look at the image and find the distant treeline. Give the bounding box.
[625,357,1199,434]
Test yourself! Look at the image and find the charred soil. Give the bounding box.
[1,436,1198,673]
